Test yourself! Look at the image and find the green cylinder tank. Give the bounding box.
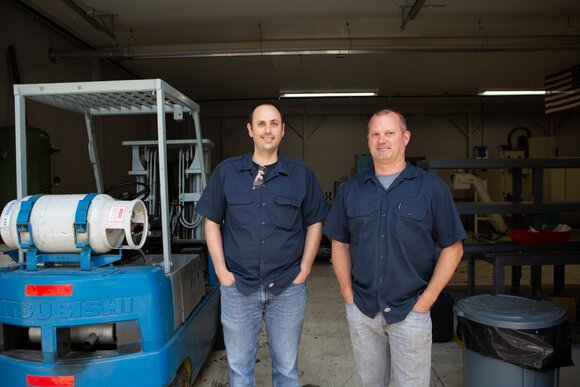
[0,126,51,209]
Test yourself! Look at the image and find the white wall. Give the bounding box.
[201,105,580,198]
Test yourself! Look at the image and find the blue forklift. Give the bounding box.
[0,79,220,387]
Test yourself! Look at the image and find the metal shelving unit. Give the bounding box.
[417,158,580,215]
[13,79,206,274]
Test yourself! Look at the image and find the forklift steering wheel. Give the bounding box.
[104,182,151,201]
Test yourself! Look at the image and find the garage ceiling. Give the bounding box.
[13,0,580,102]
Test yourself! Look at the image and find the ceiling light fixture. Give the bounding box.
[280,90,378,98]
[478,90,546,96]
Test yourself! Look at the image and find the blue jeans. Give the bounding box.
[220,282,308,387]
[345,303,432,387]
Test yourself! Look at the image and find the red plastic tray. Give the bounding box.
[509,229,571,244]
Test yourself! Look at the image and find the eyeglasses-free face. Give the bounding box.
[247,104,285,154]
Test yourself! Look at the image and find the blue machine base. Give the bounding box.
[24,248,122,271]
[0,265,220,386]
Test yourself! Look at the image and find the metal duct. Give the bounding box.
[49,35,580,62]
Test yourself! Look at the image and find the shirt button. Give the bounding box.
[262,202,266,207]
[268,282,274,288]
[381,234,385,238]
[261,240,265,244]
[384,307,391,313]
[261,221,266,225]
[381,213,386,217]
[380,255,384,259]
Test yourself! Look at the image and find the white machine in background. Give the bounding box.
[452,172,509,234]
[123,139,213,242]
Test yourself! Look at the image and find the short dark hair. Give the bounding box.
[368,109,408,132]
[248,102,284,125]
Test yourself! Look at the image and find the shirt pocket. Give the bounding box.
[346,203,376,242]
[273,196,302,230]
[226,193,255,228]
[394,199,429,245]
[395,200,426,221]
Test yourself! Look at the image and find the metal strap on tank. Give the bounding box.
[16,194,43,249]
[74,193,98,248]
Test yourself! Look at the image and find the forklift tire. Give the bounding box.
[168,365,191,387]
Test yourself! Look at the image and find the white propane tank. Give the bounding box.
[0,194,148,254]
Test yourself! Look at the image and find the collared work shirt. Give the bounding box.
[323,163,466,324]
[197,153,328,296]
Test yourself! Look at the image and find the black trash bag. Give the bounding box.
[457,316,574,371]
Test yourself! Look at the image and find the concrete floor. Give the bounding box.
[193,257,580,387]
[4,244,577,386]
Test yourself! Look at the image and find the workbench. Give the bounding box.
[418,158,580,299]
[464,242,580,297]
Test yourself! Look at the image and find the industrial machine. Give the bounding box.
[0,125,52,212]
[451,172,509,235]
[0,80,220,387]
[121,138,213,244]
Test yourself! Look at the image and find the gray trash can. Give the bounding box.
[454,294,573,387]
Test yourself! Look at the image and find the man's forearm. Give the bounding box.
[331,239,354,303]
[204,218,228,277]
[300,222,323,274]
[415,240,463,311]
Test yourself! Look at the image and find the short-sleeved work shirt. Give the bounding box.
[323,163,466,324]
[196,153,328,296]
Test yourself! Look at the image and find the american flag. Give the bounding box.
[545,64,580,114]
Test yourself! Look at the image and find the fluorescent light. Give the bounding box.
[478,90,546,96]
[280,90,378,98]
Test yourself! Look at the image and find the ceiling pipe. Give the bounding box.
[49,35,580,62]
[400,0,426,32]
[61,0,116,40]
[11,0,138,78]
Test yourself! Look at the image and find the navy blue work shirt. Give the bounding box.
[196,153,328,296]
[323,163,466,324]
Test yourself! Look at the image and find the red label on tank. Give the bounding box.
[25,285,73,297]
[26,375,75,386]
